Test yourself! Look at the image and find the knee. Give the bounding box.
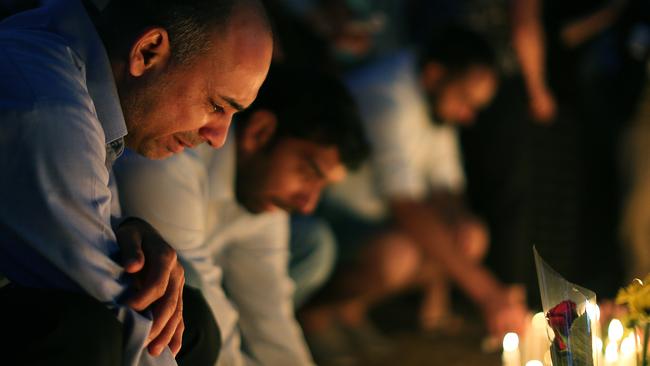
[368,233,421,288]
[177,286,221,366]
[458,219,489,262]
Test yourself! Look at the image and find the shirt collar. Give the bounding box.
[1,0,127,144]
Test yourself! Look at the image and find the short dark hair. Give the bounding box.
[419,25,496,76]
[236,65,370,170]
[96,0,263,65]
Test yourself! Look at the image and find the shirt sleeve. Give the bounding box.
[221,212,315,366]
[426,127,466,193]
[0,99,177,366]
[353,81,429,201]
[0,97,124,299]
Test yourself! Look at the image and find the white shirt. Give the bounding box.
[0,1,176,365]
[115,136,315,366]
[326,50,466,220]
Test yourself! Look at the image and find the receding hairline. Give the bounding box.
[175,0,272,65]
[227,0,272,36]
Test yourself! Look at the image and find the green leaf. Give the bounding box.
[568,313,594,366]
[550,345,571,366]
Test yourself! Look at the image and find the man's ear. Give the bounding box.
[128,27,171,77]
[239,110,278,154]
[421,61,446,90]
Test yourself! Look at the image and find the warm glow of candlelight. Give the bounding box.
[532,312,547,331]
[585,302,600,322]
[605,341,619,362]
[503,332,519,352]
[525,360,543,366]
[608,319,624,342]
[621,333,636,356]
[593,336,603,353]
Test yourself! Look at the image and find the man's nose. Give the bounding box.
[198,117,233,148]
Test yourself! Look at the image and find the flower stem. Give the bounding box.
[641,323,650,366]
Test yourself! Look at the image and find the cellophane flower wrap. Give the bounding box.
[535,247,598,366]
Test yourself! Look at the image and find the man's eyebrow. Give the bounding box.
[306,157,326,179]
[220,95,246,112]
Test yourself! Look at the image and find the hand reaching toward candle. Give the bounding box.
[482,285,529,339]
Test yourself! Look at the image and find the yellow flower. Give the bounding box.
[617,278,650,322]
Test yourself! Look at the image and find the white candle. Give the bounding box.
[593,336,603,366]
[605,340,619,366]
[524,313,551,362]
[620,333,636,366]
[503,332,521,366]
[525,360,543,366]
[586,302,602,340]
[608,319,624,343]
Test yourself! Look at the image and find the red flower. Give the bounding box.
[546,300,578,351]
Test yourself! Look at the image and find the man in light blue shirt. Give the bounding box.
[115,66,369,366]
[0,0,272,365]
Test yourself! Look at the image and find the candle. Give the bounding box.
[605,340,619,366]
[620,333,636,366]
[609,319,624,343]
[525,360,543,366]
[586,302,602,340]
[524,312,551,362]
[593,336,603,366]
[503,332,521,366]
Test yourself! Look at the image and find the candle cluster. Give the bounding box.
[501,305,642,366]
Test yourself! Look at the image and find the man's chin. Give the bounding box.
[242,200,284,214]
[135,144,174,160]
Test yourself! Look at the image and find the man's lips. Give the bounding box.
[175,136,194,149]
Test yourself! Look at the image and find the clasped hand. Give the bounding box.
[116,217,185,357]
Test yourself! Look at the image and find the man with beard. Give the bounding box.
[303,26,526,360]
[114,66,369,366]
[0,0,272,365]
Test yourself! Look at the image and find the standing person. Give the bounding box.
[115,66,369,366]
[0,0,273,365]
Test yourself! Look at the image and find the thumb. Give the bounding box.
[117,227,145,273]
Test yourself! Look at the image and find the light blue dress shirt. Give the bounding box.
[115,136,314,366]
[0,1,177,365]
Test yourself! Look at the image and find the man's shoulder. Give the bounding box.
[222,208,289,248]
[0,28,91,109]
[346,50,416,92]
[115,149,206,192]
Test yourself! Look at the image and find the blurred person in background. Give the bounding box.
[299,26,528,363]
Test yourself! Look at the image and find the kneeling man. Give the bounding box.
[115,66,369,366]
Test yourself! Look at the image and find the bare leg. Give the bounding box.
[418,219,489,330]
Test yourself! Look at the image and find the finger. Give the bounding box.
[127,246,177,311]
[116,226,145,273]
[148,290,184,357]
[170,319,185,357]
[146,265,184,341]
[170,292,185,356]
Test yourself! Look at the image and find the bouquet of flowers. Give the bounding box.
[535,247,598,366]
[616,275,650,366]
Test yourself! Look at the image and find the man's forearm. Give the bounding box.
[390,199,502,306]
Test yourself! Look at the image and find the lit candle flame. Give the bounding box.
[608,319,624,342]
[503,332,519,352]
